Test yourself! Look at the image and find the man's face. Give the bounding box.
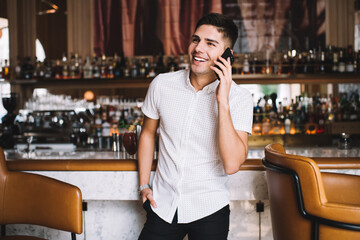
[188,24,227,78]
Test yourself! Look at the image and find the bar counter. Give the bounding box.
[4,146,360,240]
[5,147,360,171]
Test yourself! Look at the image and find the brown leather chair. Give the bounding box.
[0,148,83,240]
[263,143,360,240]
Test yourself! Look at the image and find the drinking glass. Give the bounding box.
[123,129,137,158]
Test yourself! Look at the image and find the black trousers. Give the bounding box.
[138,200,230,240]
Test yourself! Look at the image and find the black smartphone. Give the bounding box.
[214,47,234,78]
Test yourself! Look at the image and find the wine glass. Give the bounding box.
[2,92,18,126]
[123,128,137,158]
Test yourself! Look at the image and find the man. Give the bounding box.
[138,13,253,240]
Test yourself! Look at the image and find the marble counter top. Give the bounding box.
[4,147,360,171]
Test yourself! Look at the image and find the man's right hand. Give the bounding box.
[141,188,157,208]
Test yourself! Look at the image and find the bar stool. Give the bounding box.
[263,143,360,240]
[0,148,83,240]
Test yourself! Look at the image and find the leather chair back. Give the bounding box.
[0,148,82,239]
[263,143,360,240]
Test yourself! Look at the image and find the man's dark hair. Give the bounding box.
[195,13,238,48]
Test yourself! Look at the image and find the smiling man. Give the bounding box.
[138,13,253,240]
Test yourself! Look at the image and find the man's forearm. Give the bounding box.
[138,132,156,186]
[218,103,248,175]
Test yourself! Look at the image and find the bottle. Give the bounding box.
[83,56,93,79]
[62,53,69,79]
[100,54,107,79]
[332,50,339,73]
[15,57,22,79]
[338,48,346,73]
[261,36,273,74]
[92,55,101,79]
[281,52,290,74]
[43,59,52,79]
[113,53,122,78]
[178,55,190,70]
[2,59,10,79]
[242,54,250,74]
[319,51,326,73]
[345,45,354,72]
[107,57,114,79]
[252,98,263,135]
[130,58,139,78]
[139,58,146,77]
[74,53,82,78]
[119,52,127,77]
[155,52,166,75]
[167,56,178,72]
[21,57,34,80]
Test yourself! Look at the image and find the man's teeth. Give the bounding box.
[194,57,206,62]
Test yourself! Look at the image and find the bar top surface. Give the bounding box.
[4,147,360,171]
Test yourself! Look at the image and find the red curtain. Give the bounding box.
[93,0,221,56]
[93,0,325,56]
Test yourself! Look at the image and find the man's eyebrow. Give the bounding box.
[191,35,219,45]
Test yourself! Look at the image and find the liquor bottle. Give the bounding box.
[44,59,52,79]
[148,57,156,77]
[325,45,334,73]
[74,53,82,79]
[21,57,34,80]
[155,52,166,75]
[15,57,22,79]
[338,48,346,73]
[92,55,101,79]
[167,56,178,72]
[261,114,271,135]
[143,58,150,77]
[123,57,130,78]
[139,58,147,77]
[332,50,339,73]
[100,54,107,79]
[242,54,250,74]
[130,58,139,78]
[83,56,93,79]
[2,59,10,79]
[107,57,114,79]
[345,45,354,72]
[113,53,121,78]
[62,53,69,79]
[250,53,260,74]
[34,61,45,80]
[295,52,304,74]
[178,55,190,70]
[119,52,127,77]
[69,53,76,79]
[308,50,316,73]
[261,36,273,74]
[52,60,62,79]
[319,51,326,73]
[281,52,290,74]
[252,98,263,135]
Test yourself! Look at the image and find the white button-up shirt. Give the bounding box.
[141,69,253,223]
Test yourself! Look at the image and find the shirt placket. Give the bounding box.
[176,90,199,222]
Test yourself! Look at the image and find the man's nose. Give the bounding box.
[194,40,206,53]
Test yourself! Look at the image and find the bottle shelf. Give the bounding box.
[9,73,360,89]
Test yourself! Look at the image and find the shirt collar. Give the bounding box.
[185,70,219,94]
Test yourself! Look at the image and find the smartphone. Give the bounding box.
[214,48,234,78]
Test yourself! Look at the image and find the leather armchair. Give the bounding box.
[263,143,360,240]
[0,148,83,240]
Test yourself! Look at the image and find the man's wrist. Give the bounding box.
[138,184,151,193]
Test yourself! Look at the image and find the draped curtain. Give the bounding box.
[93,0,325,56]
[93,0,222,56]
